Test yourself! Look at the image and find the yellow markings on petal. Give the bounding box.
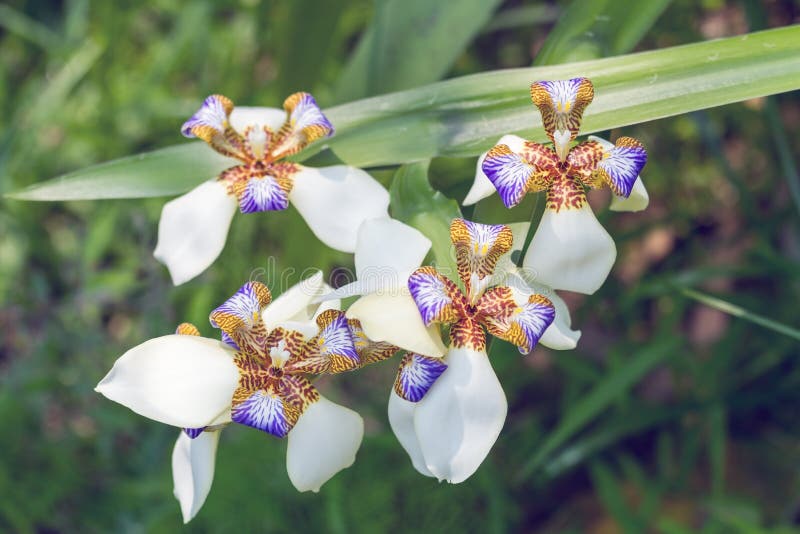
[250,281,273,309]
[530,78,594,146]
[175,322,201,336]
[450,218,514,303]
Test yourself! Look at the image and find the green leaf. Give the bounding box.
[389,160,461,274]
[681,288,800,342]
[518,340,676,479]
[9,26,800,200]
[333,0,502,101]
[7,144,230,200]
[534,0,672,65]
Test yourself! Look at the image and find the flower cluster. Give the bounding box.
[96,78,648,522]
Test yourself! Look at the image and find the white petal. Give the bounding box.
[355,217,431,289]
[95,335,239,428]
[154,180,237,286]
[229,106,286,134]
[387,391,434,477]
[522,204,616,295]
[262,271,326,330]
[413,347,507,483]
[346,293,446,357]
[286,396,364,492]
[588,136,649,213]
[289,165,390,253]
[172,430,220,523]
[464,135,528,205]
[610,177,649,212]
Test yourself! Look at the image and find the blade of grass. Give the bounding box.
[533,0,672,65]
[333,0,502,101]
[518,340,676,480]
[0,4,61,50]
[681,288,800,342]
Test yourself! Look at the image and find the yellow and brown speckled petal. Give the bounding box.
[175,322,201,336]
[478,287,555,354]
[450,218,513,301]
[348,318,399,367]
[530,78,594,145]
[449,317,486,351]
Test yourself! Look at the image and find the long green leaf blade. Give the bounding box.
[681,288,800,341]
[9,26,800,200]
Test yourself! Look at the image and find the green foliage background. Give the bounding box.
[1,0,799,532]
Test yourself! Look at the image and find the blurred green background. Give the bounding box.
[1,0,799,531]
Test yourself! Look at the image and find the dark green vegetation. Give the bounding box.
[1,0,799,531]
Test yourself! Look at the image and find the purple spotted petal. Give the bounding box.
[394,353,448,402]
[181,94,231,138]
[238,176,290,213]
[317,311,359,366]
[596,137,647,198]
[183,427,206,439]
[481,145,534,208]
[232,390,290,438]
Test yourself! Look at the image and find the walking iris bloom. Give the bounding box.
[155,93,389,285]
[389,218,556,483]
[96,274,375,523]
[463,78,648,294]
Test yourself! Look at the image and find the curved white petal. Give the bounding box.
[286,396,364,492]
[289,165,390,253]
[172,430,220,524]
[588,136,649,213]
[610,177,649,212]
[95,335,239,428]
[154,180,237,286]
[387,391,434,477]
[262,271,326,330]
[413,347,507,483]
[346,293,446,357]
[355,217,431,289]
[229,106,286,134]
[523,204,616,295]
[464,134,528,206]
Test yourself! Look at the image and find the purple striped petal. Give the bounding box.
[312,310,359,372]
[181,94,233,138]
[209,281,272,338]
[232,390,290,438]
[407,266,462,326]
[595,137,647,198]
[183,427,206,439]
[394,353,448,402]
[510,295,556,354]
[238,175,290,213]
[481,144,534,208]
[284,92,334,142]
